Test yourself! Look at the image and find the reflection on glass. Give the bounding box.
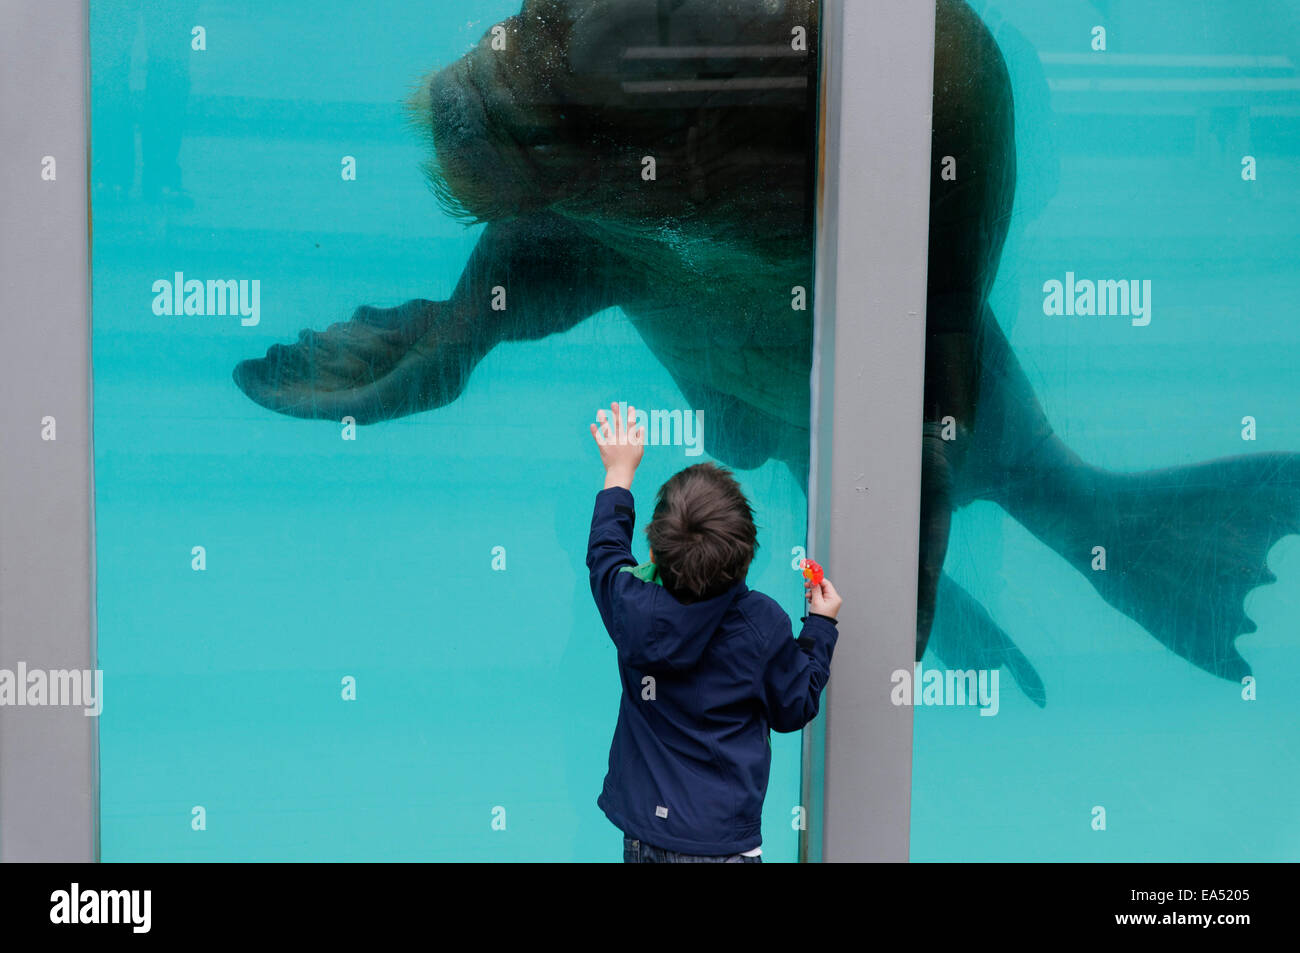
[915,0,1300,860]
[91,0,820,860]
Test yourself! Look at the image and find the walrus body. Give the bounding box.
[234,0,1300,702]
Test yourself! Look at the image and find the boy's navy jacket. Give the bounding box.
[586,485,838,856]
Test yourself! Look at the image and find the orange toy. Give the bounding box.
[800,558,824,586]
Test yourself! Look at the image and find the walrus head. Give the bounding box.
[403,0,819,245]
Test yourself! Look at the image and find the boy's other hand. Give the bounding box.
[805,577,842,620]
[591,401,645,490]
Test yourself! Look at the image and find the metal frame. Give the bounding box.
[0,0,99,862]
[804,0,935,862]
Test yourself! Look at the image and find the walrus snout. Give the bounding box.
[410,53,552,223]
[405,0,820,226]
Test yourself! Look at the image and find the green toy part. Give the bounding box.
[619,561,663,586]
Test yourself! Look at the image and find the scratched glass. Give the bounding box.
[89,0,820,860]
[914,0,1300,860]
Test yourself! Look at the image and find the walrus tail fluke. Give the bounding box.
[1006,450,1300,683]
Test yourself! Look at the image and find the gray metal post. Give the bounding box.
[0,0,99,862]
[805,0,935,862]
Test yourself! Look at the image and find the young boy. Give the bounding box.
[587,402,842,863]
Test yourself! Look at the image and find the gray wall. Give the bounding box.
[0,0,99,861]
[807,0,934,862]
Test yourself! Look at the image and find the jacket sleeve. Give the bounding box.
[758,609,839,733]
[586,486,639,639]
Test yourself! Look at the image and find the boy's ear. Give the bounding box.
[648,546,655,563]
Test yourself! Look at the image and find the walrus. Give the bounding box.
[233,0,1300,704]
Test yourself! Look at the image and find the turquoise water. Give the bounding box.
[89,0,1300,863]
[89,0,810,861]
[913,0,1300,860]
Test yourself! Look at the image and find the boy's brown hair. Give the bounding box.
[646,462,759,604]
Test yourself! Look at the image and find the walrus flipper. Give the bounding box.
[960,313,1300,682]
[233,211,632,424]
[929,573,1046,707]
[993,446,1300,682]
[1080,453,1300,681]
[233,296,463,424]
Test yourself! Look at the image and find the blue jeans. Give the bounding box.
[623,835,762,863]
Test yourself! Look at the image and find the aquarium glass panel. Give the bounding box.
[914,0,1300,860]
[89,0,821,860]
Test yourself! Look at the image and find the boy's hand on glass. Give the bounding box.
[591,401,645,490]
[806,577,842,619]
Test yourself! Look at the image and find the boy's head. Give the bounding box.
[646,462,758,604]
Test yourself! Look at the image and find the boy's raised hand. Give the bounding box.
[591,401,646,490]
[805,576,843,620]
